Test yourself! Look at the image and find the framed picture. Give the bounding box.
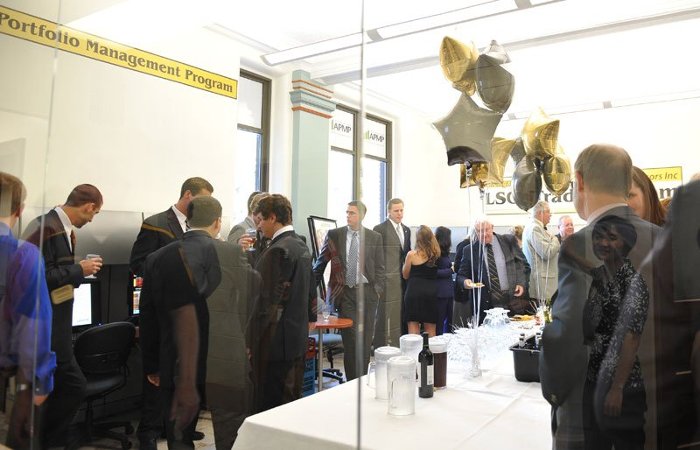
[307,215,337,301]
[307,215,337,258]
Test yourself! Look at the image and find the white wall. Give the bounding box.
[1,3,244,221]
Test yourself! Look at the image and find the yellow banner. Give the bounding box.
[641,166,683,183]
[0,5,237,99]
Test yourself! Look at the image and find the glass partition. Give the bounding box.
[3,0,700,448]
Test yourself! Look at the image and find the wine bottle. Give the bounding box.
[418,332,434,398]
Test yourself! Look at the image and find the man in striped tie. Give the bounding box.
[455,217,529,325]
[313,201,385,381]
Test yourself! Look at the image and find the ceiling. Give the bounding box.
[215,0,700,120]
[69,0,700,120]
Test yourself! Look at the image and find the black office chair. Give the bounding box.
[311,329,345,383]
[323,332,345,382]
[69,321,136,450]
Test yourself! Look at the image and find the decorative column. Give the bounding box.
[289,70,336,243]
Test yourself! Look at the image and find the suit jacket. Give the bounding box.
[252,230,315,362]
[312,226,385,304]
[540,205,659,409]
[523,219,560,300]
[227,216,255,244]
[22,209,83,363]
[206,240,260,411]
[140,231,221,389]
[373,220,410,302]
[453,238,470,303]
[456,233,528,313]
[129,208,183,277]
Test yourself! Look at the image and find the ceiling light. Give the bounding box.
[546,102,604,115]
[611,90,700,108]
[373,0,518,40]
[262,33,365,66]
[261,0,563,66]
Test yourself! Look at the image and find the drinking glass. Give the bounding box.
[322,301,331,322]
[246,229,257,252]
[85,253,101,279]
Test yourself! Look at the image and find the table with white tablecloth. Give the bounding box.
[233,328,552,450]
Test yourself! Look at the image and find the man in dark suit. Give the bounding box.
[373,198,411,346]
[206,238,260,449]
[540,144,659,449]
[140,196,223,449]
[455,217,528,326]
[129,176,213,449]
[250,194,316,412]
[313,200,385,381]
[22,184,103,447]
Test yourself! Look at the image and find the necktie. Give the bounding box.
[70,230,76,255]
[347,231,359,287]
[396,223,404,247]
[486,243,503,305]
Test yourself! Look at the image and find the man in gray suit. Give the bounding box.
[373,198,411,346]
[313,200,385,381]
[523,200,560,304]
[540,144,659,449]
[227,191,261,244]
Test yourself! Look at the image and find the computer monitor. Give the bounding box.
[72,281,100,332]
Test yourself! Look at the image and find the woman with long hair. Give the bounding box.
[628,166,665,226]
[434,226,454,335]
[402,225,440,336]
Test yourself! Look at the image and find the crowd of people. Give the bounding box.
[0,143,698,449]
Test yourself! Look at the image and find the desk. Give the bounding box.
[233,350,552,449]
[314,314,353,391]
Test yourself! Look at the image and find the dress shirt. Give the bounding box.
[272,225,294,241]
[489,235,510,290]
[389,218,403,246]
[171,205,188,233]
[586,203,629,224]
[54,206,74,252]
[346,227,369,285]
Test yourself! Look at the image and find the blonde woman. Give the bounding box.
[402,225,440,336]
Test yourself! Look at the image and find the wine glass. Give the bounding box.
[245,229,257,252]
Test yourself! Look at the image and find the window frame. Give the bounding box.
[239,69,271,191]
[330,104,392,220]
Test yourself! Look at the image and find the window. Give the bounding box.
[235,69,270,222]
[329,105,392,227]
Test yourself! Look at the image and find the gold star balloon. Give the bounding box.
[542,145,572,196]
[460,137,514,188]
[439,36,479,96]
[433,94,503,166]
[521,107,560,160]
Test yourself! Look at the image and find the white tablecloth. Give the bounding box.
[233,342,552,450]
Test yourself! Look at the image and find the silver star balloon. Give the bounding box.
[433,94,503,166]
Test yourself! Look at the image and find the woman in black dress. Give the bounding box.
[402,225,440,337]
